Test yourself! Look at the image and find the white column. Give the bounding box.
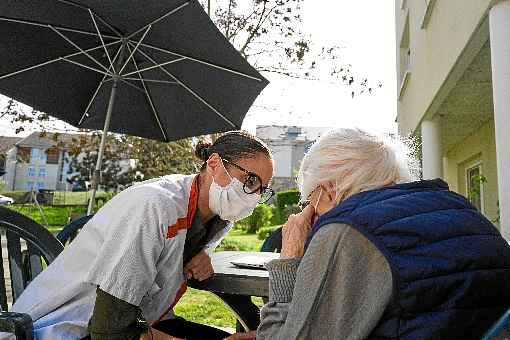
[490,0,510,238]
[421,119,443,180]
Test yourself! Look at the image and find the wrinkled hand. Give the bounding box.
[139,328,183,340]
[281,205,315,259]
[224,330,257,340]
[184,250,214,281]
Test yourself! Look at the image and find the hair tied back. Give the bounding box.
[195,140,212,162]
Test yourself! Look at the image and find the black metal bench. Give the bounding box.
[0,206,64,339]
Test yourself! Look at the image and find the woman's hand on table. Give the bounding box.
[184,250,214,281]
[224,330,257,340]
[281,204,315,259]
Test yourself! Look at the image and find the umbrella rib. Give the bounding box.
[0,40,121,80]
[79,45,124,126]
[122,57,187,77]
[132,41,263,82]
[89,9,115,72]
[122,77,178,84]
[119,25,152,75]
[0,17,120,40]
[60,57,112,76]
[132,43,237,128]
[126,44,169,141]
[49,25,112,74]
[119,79,146,93]
[126,1,191,40]
[56,0,123,37]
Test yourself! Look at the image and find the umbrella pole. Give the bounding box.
[87,78,119,215]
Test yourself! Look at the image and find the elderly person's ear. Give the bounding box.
[320,180,338,204]
[313,180,338,215]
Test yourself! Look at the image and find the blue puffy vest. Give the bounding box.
[306,179,510,339]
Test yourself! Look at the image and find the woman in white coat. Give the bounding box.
[4,131,274,340]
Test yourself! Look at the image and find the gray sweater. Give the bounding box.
[257,223,393,340]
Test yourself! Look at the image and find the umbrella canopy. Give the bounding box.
[1,0,269,214]
[0,0,268,141]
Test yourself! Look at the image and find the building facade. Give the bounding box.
[2,132,76,191]
[395,0,510,237]
[256,125,330,193]
[1,132,133,192]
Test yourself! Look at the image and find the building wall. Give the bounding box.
[444,119,499,224]
[396,0,492,134]
[7,147,72,191]
[267,143,293,178]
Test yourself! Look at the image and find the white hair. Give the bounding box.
[297,128,420,204]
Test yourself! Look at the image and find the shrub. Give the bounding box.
[269,204,284,226]
[217,238,251,251]
[95,192,116,209]
[282,204,301,221]
[276,189,300,211]
[238,204,273,234]
[257,225,282,240]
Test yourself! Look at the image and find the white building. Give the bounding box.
[1,132,134,192]
[2,132,78,191]
[395,0,510,237]
[256,125,330,192]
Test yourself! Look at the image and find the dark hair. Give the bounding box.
[195,131,271,168]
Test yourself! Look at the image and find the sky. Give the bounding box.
[0,0,397,137]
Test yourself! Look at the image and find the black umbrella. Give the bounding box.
[0,0,268,213]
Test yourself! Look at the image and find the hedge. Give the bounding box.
[276,189,300,211]
[237,204,273,234]
[257,225,282,240]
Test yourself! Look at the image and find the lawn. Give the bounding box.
[6,204,87,233]
[52,191,112,205]
[174,288,264,329]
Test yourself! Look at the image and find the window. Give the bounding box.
[39,149,47,162]
[466,163,485,213]
[26,181,34,190]
[29,148,47,162]
[39,167,47,178]
[30,148,39,162]
[27,167,36,177]
[46,148,59,164]
[17,147,30,163]
[398,13,411,100]
[37,182,45,190]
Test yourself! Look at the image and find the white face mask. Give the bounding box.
[208,163,260,222]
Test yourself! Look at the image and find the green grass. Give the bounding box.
[218,229,263,251]
[6,204,87,232]
[52,191,111,205]
[174,289,264,329]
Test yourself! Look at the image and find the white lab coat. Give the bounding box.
[0,174,231,339]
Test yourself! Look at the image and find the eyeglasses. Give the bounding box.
[221,158,275,204]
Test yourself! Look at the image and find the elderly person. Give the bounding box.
[255,128,510,340]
